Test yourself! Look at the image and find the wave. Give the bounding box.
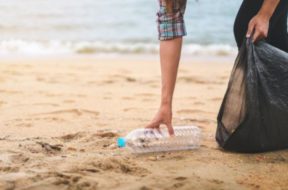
[0,40,237,56]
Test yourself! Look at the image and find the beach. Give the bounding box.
[0,55,288,190]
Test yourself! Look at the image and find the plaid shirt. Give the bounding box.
[157,0,187,40]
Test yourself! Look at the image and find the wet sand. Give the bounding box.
[0,55,287,190]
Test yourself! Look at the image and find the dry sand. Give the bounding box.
[0,55,287,190]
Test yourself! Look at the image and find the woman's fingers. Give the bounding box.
[145,107,173,135]
[166,123,175,136]
[252,30,261,43]
[145,120,160,129]
[145,120,174,136]
[246,20,255,38]
[253,27,268,43]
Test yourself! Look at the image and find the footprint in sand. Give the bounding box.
[190,96,197,99]
[178,76,207,84]
[0,166,20,173]
[178,117,214,125]
[0,101,6,107]
[207,86,215,90]
[0,181,16,190]
[179,68,190,74]
[193,101,205,105]
[34,108,100,118]
[81,157,149,176]
[75,94,87,98]
[175,176,187,181]
[86,80,98,85]
[102,79,115,84]
[6,114,65,127]
[109,74,137,83]
[92,130,119,138]
[103,96,111,100]
[36,77,60,84]
[1,70,22,76]
[56,130,118,151]
[209,179,224,185]
[123,107,139,112]
[41,92,62,97]
[21,141,63,155]
[5,117,46,128]
[0,89,21,94]
[179,76,224,85]
[96,74,137,85]
[125,77,137,83]
[210,97,223,101]
[141,80,158,85]
[57,132,87,142]
[135,93,157,97]
[37,75,78,84]
[15,122,33,128]
[139,186,153,190]
[217,75,229,81]
[37,142,63,153]
[177,109,211,115]
[57,130,118,143]
[122,96,133,100]
[0,77,5,83]
[63,100,75,104]
[31,103,60,107]
[149,84,159,88]
[142,98,154,102]
[172,182,185,188]
[23,172,98,190]
[9,153,30,164]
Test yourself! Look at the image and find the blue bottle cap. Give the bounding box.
[117,137,126,148]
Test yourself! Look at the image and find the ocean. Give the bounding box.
[0,0,243,56]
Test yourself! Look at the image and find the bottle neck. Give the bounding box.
[117,137,126,148]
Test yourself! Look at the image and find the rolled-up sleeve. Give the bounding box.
[157,0,187,40]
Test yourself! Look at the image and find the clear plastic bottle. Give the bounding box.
[117,126,201,154]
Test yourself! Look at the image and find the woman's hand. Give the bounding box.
[246,14,270,43]
[145,104,174,136]
[246,0,280,43]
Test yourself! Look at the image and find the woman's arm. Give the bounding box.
[145,38,183,136]
[145,0,186,135]
[246,0,281,42]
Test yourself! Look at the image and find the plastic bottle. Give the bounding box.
[117,126,201,154]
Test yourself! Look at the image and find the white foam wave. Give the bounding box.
[0,40,237,56]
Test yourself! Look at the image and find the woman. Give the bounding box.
[145,0,288,135]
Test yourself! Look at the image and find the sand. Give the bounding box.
[0,55,287,190]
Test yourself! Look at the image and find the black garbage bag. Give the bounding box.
[216,38,288,153]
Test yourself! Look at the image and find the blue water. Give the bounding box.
[0,0,243,55]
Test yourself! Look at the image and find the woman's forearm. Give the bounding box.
[258,0,280,19]
[160,37,183,108]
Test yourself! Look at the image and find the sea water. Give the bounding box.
[0,0,243,55]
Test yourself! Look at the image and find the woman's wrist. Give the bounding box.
[257,11,272,22]
[257,0,280,21]
[160,100,172,108]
